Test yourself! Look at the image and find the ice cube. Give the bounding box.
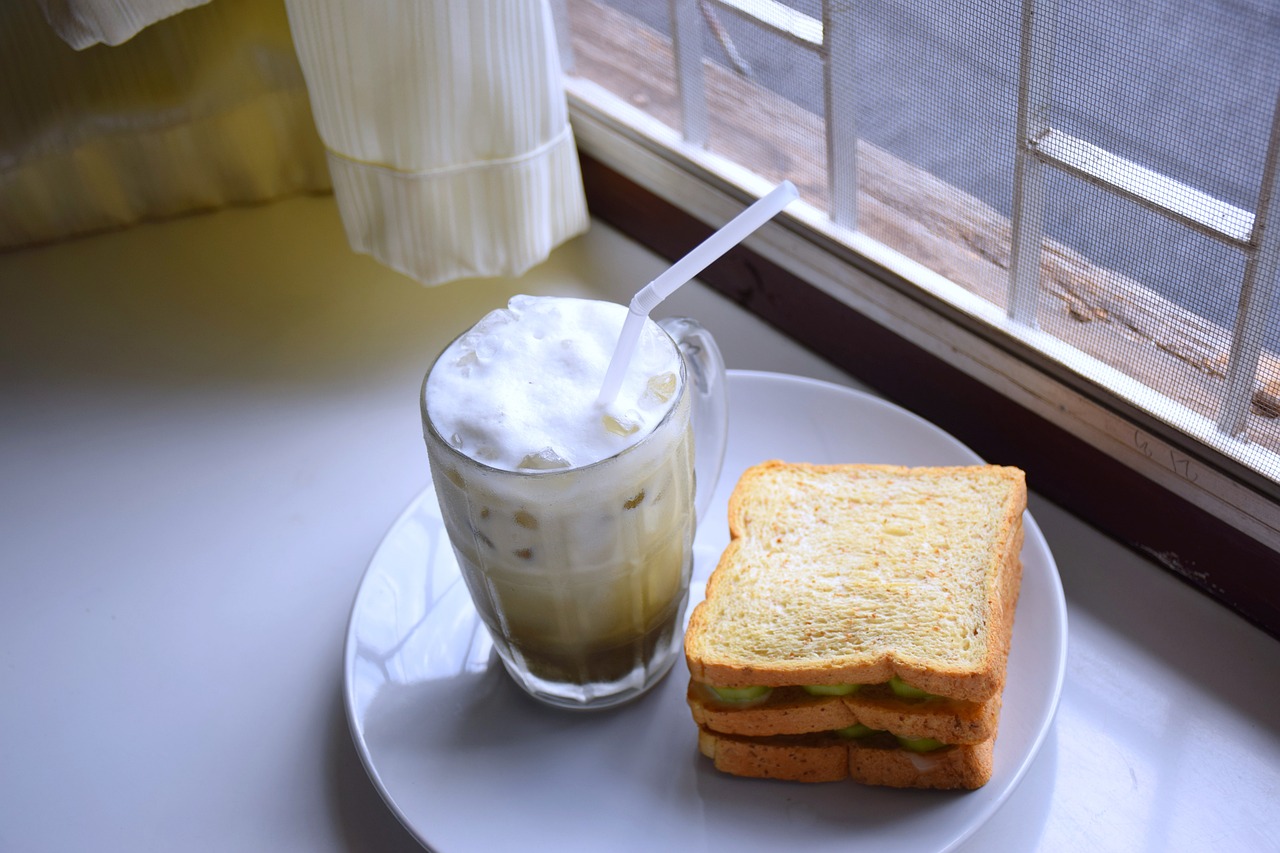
[473,306,516,334]
[602,412,640,436]
[518,447,571,470]
[451,350,479,375]
[642,372,678,405]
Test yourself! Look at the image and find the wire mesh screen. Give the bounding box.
[563,0,1280,480]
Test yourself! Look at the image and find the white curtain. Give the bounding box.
[283,0,589,285]
[2,0,330,249]
[37,0,211,48]
[8,0,590,287]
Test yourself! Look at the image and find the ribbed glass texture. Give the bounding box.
[423,363,696,710]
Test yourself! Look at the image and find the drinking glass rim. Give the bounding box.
[420,320,689,478]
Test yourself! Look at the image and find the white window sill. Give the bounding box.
[0,194,1274,852]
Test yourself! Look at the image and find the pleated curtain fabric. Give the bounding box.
[2,0,331,249]
[37,0,211,48]
[9,0,588,287]
[284,0,590,286]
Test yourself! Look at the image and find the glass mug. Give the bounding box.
[421,304,727,710]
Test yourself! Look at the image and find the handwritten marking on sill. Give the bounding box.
[1137,545,1222,594]
[1132,430,1199,482]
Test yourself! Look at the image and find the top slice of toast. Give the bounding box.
[684,462,1026,703]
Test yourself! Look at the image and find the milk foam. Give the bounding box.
[425,295,682,472]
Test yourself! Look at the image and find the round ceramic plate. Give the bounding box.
[344,371,1068,853]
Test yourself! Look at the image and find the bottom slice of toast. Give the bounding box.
[697,727,994,790]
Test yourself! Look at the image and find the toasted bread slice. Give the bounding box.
[685,462,1026,704]
[687,680,1002,744]
[697,727,995,790]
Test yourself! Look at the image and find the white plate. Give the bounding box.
[344,371,1068,853]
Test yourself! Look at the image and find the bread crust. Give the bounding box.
[685,462,1026,704]
[698,729,851,784]
[697,727,995,790]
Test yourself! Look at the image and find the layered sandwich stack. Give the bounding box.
[684,461,1026,790]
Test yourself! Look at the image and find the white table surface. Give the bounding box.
[2,195,1277,852]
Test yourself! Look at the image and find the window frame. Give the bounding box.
[558,1,1280,639]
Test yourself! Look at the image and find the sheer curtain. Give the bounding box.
[2,0,329,249]
[8,0,588,287]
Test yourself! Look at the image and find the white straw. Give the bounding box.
[597,181,799,404]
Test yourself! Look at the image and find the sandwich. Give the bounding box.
[684,461,1026,790]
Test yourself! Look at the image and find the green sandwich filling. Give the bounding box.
[701,677,958,753]
[705,675,942,706]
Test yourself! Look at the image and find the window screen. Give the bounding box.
[561,0,1280,485]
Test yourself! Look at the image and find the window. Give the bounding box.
[554,0,1280,635]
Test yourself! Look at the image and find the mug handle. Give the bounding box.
[658,317,728,522]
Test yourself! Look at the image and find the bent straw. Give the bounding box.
[596,180,799,404]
